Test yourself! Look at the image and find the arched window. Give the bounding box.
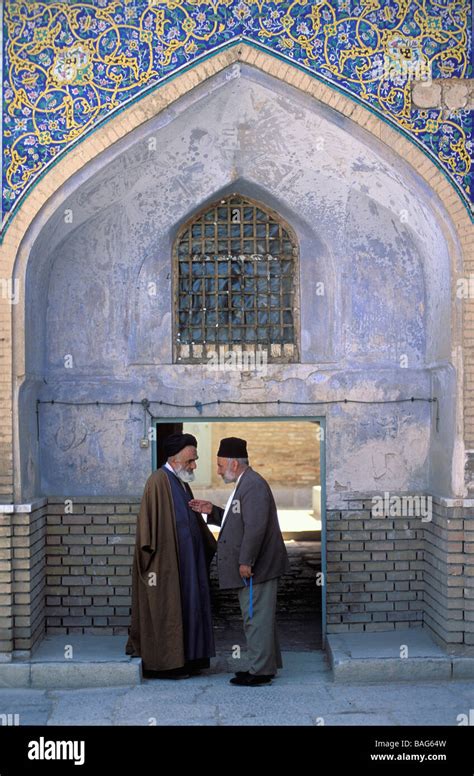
[174,194,299,364]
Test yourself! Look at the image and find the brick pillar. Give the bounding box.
[0,510,13,659]
[465,511,474,646]
[424,501,474,650]
[423,497,465,649]
[11,501,47,655]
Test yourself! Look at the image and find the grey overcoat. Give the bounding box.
[208,466,290,590]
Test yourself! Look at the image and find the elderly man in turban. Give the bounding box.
[126,433,217,678]
[189,437,290,686]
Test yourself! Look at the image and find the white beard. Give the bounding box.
[222,464,236,484]
[176,467,195,483]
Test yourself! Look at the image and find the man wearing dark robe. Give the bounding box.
[126,433,217,678]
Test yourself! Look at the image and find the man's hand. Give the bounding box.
[239,564,253,579]
[188,499,213,515]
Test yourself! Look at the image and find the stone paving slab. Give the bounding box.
[0,652,472,726]
[0,630,472,703]
[326,629,474,683]
[2,636,142,689]
[30,635,133,663]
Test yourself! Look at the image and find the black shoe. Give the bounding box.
[186,658,210,676]
[143,667,190,680]
[186,658,210,672]
[234,671,250,678]
[230,673,274,686]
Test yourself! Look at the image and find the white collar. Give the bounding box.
[234,470,245,489]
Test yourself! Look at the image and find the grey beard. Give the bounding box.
[176,468,195,483]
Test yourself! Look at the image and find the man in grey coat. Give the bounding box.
[189,437,290,686]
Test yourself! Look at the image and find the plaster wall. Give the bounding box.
[17,65,455,500]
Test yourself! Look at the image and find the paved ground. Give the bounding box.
[1,651,473,726]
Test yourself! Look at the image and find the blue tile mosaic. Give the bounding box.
[1,0,472,237]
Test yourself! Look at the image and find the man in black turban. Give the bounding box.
[189,437,290,686]
[126,432,217,678]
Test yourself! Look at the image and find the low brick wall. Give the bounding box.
[326,500,424,634]
[0,500,47,655]
[44,500,322,635]
[44,499,323,633]
[46,500,137,635]
[0,512,12,653]
[13,502,47,653]
[1,492,473,656]
[423,497,474,648]
[326,494,474,652]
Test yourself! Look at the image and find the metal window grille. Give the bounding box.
[174,195,299,364]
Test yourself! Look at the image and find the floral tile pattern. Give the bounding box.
[1,0,472,237]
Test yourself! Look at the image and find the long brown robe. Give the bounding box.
[125,468,216,671]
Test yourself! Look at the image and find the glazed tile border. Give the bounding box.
[1,0,472,238]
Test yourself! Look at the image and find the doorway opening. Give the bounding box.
[152,416,326,652]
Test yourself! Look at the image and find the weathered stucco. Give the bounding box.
[15,64,456,500]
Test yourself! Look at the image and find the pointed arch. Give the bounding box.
[0,43,470,501]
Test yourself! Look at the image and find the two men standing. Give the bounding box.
[126,433,289,685]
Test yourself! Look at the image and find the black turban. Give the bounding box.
[164,432,198,458]
[217,437,248,458]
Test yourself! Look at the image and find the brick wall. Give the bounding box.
[46,499,136,636]
[44,498,322,635]
[0,494,473,655]
[209,421,321,487]
[326,495,474,652]
[326,499,424,635]
[13,501,47,653]
[0,510,13,655]
[423,497,474,648]
[211,541,322,619]
[0,500,47,656]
